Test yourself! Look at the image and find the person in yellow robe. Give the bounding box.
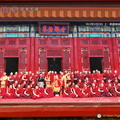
[1,72,8,88]
[45,72,51,86]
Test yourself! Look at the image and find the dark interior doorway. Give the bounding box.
[90,57,103,73]
[5,58,18,75]
[47,58,62,73]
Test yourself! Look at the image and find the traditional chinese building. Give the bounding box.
[0,0,120,75]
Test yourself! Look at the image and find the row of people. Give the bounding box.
[0,70,119,88]
[0,81,120,99]
[0,70,119,99]
[0,84,54,99]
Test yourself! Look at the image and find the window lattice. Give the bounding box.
[5,50,18,56]
[47,50,62,56]
[90,49,103,55]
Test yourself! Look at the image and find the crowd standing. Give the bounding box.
[0,70,120,99]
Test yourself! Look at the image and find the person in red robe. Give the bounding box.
[109,70,114,82]
[82,84,93,97]
[32,86,41,99]
[114,79,119,86]
[63,84,73,97]
[30,81,36,88]
[90,83,99,97]
[70,72,74,84]
[50,71,55,84]
[0,84,7,98]
[98,83,110,97]
[24,85,33,98]
[114,70,119,82]
[14,72,19,82]
[74,71,79,85]
[8,72,15,86]
[84,77,91,87]
[32,73,37,85]
[16,84,25,98]
[102,70,109,82]
[13,81,18,89]
[86,71,93,83]
[78,79,84,88]
[22,72,29,85]
[17,74,23,85]
[38,85,48,98]
[21,81,27,88]
[115,83,120,92]
[46,85,54,98]
[107,83,119,97]
[97,71,104,83]
[92,79,99,87]
[74,85,84,98]
[79,72,84,83]
[70,85,79,98]
[92,70,98,80]
[6,85,19,98]
[28,71,33,85]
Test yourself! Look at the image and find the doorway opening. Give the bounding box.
[5,58,18,75]
[90,57,103,73]
[47,58,62,73]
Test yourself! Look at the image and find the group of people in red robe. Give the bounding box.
[0,69,120,99]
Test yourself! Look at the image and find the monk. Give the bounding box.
[63,84,73,97]
[92,70,98,80]
[22,72,29,85]
[32,73,37,85]
[77,79,84,88]
[30,81,36,88]
[8,72,14,86]
[21,81,27,88]
[90,83,99,97]
[17,74,23,85]
[6,85,19,98]
[1,72,8,87]
[16,84,25,98]
[24,85,33,98]
[74,85,84,98]
[59,72,67,94]
[32,86,41,99]
[79,72,84,83]
[52,75,61,96]
[38,85,48,98]
[50,71,55,84]
[46,85,54,97]
[66,72,72,87]
[115,83,120,92]
[70,72,74,84]
[107,84,118,97]
[45,72,51,87]
[98,83,110,97]
[74,71,79,85]
[0,84,7,98]
[82,84,93,97]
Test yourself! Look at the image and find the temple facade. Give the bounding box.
[0,1,120,74]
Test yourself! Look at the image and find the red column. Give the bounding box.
[112,37,119,71]
[30,37,35,73]
[73,37,79,71]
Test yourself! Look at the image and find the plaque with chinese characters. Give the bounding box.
[39,23,69,36]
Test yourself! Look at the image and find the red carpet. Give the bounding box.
[0,96,119,103]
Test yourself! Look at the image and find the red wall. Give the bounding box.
[0,37,119,73]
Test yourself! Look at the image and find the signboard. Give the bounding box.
[39,23,69,36]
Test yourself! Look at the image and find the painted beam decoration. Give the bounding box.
[39,23,69,36]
